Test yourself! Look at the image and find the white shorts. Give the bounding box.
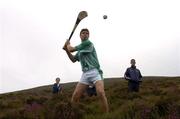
[80,68,102,85]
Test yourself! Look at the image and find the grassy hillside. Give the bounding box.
[0,77,180,119]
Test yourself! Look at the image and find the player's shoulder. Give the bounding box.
[83,40,94,48]
[81,39,91,45]
[86,39,92,44]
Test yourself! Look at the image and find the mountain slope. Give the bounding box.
[0,77,180,119]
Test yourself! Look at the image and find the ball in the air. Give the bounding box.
[103,15,107,19]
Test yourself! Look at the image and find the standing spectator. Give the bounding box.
[124,59,142,92]
[52,77,62,94]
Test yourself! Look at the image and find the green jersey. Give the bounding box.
[74,39,103,75]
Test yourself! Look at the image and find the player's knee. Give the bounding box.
[97,90,105,98]
[72,91,80,102]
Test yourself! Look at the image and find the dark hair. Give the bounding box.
[56,77,60,81]
[80,28,89,35]
[131,59,135,61]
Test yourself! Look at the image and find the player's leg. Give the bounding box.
[71,83,88,102]
[95,80,109,113]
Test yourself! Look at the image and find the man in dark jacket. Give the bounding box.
[52,77,62,94]
[124,59,142,92]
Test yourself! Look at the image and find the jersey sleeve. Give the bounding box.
[74,52,79,61]
[75,40,92,51]
[80,44,94,53]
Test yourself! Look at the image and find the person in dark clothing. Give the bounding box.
[87,85,97,97]
[124,59,142,92]
[52,77,62,94]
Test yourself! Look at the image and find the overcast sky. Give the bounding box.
[0,0,180,93]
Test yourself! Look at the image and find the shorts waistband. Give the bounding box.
[82,68,97,73]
